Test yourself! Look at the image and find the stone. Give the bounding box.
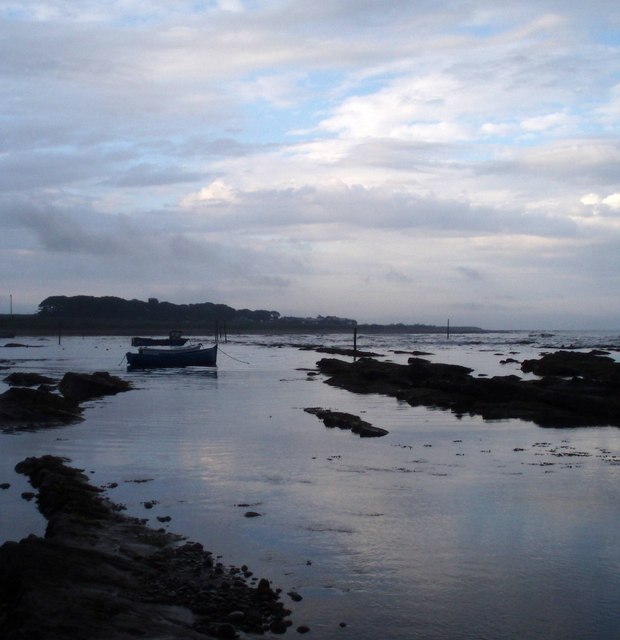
[304,407,388,437]
[314,352,620,428]
[3,372,56,387]
[0,386,83,429]
[0,456,297,639]
[58,371,131,402]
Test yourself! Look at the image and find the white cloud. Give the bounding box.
[579,192,620,215]
[521,111,572,133]
[602,193,620,210]
[181,179,237,207]
[1,0,620,328]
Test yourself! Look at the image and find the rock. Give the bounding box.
[0,386,83,429]
[288,591,303,601]
[521,350,620,382]
[244,511,261,518]
[0,456,296,639]
[0,483,10,490]
[315,353,620,428]
[3,372,56,387]
[304,407,388,437]
[58,371,132,402]
[270,618,290,634]
[256,578,276,599]
[297,625,311,633]
[299,345,379,357]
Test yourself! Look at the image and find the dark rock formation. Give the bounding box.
[0,387,83,429]
[0,371,132,430]
[304,407,389,437]
[0,456,295,639]
[58,371,132,402]
[3,372,56,387]
[299,345,379,357]
[521,350,620,382]
[315,352,620,428]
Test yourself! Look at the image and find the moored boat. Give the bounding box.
[131,330,188,347]
[126,344,217,368]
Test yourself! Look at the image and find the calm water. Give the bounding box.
[1,331,619,639]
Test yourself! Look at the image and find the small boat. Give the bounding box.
[126,343,217,369]
[131,330,188,347]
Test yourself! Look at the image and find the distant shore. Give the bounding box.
[0,313,490,338]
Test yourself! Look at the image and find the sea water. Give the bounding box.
[0,331,619,639]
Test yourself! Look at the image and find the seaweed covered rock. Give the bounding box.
[521,350,620,384]
[0,387,83,429]
[0,456,296,639]
[3,372,56,387]
[316,353,620,428]
[59,371,132,402]
[304,407,389,437]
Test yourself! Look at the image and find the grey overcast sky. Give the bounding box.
[1,1,619,329]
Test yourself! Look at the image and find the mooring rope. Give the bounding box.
[217,346,250,365]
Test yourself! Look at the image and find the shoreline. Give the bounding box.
[0,456,303,639]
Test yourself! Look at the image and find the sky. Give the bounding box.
[1,1,619,329]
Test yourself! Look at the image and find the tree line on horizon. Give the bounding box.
[32,295,484,333]
[36,295,357,328]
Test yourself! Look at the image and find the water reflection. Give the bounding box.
[0,333,619,639]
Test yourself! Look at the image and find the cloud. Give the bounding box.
[580,192,620,215]
[0,1,619,328]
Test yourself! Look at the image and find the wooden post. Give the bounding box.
[447,319,450,339]
[353,327,358,360]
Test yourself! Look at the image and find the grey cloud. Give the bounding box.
[194,183,578,239]
[109,164,203,188]
[456,266,484,281]
[0,196,308,289]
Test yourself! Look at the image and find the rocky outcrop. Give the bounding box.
[304,407,389,437]
[0,456,296,639]
[1,371,132,430]
[58,371,132,402]
[0,387,83,429]
[521,350,620,382]
[315,351,620,428]
[299,345,380,357]
[3,372,56,387]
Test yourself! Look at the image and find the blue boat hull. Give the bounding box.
[126,345,217,369]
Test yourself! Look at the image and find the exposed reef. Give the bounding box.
[0,371,132,431]
[304,407,389,437]
[0,387,84,429]
[315,350,620,428]
[0,456,296,639]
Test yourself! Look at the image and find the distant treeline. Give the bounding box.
[0,295,485,335]
[32,295,357,332]
[38,295,283,325]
